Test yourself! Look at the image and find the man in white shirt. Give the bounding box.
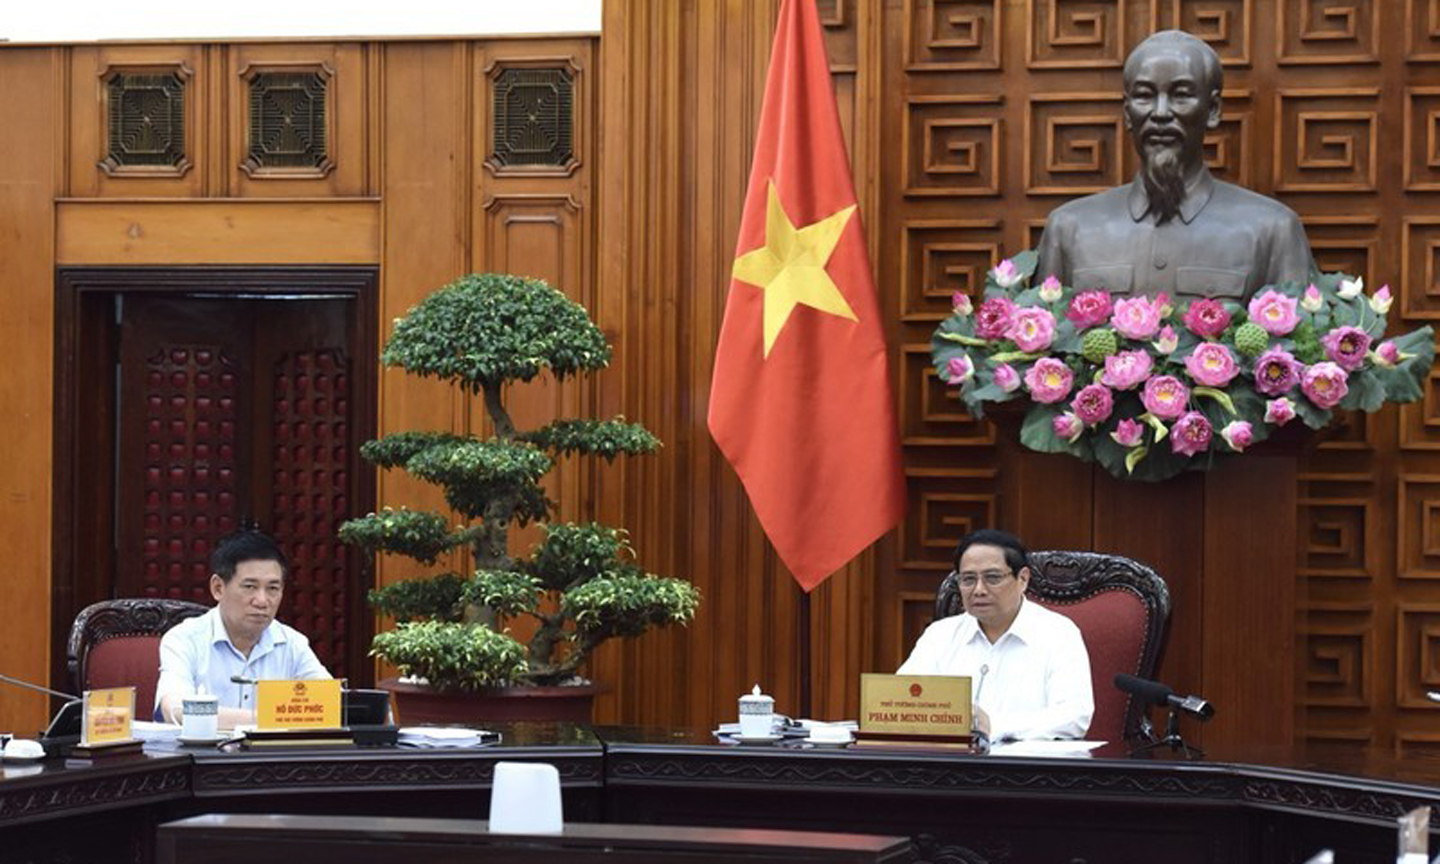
[898,529,1094,740]
[155,531,331,729]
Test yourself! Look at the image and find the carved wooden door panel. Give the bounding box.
[116,295,357,677]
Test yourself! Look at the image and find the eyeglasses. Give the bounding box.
[956,569,1014,590]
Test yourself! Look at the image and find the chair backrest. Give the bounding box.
[934,550,1170,742]
[67,598,209,712]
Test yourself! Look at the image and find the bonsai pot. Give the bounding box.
[381,677,607,725]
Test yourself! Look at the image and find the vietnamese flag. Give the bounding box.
[707,0,906,592]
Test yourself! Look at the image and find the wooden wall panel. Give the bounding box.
[66,45,207,199]
[55,200,380,264]
[0,49,57,736]
[226,44,371,198]
[377,41,473,597]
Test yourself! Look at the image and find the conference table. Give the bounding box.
[4,724,1440,863]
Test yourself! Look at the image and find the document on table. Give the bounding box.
[988,740,1106,758]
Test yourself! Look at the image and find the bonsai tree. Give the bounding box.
[340,273,700,691]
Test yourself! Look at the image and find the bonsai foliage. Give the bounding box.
[342,273,700,691]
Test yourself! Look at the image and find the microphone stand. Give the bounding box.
[1128,705,1205,760]
[0,672,79,702]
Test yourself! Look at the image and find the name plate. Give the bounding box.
[256,679,342,731]
[860,673,971,737]
[82,686,135,746]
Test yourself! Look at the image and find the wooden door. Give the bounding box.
[114,295,360,678]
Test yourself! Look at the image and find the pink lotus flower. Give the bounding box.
[1155,293,1174,320]
[1024,358,1075,404]
[952,292,973,316]
[1220,420,1254,452]
[945,355,974,384]
[1038,276,1063,303]
[1071,384,1115,425]
[1170,411,1213,456]
[1111,296,1163,340]
[1321,325,1372,371]
[1007,307,1057,352]
[1182,299,1231,338]
[1101,350,1153,390]
[1301,284,1323,313]
[1247,289,1300,336]
[1370,284,1393,314]
[1301,362,1350,409]
[1374,340,1401,367]
[1252,347,1301,396]
[1265,398,1296,426]
[1053,411,1084,443]
[1141,375,1190,420]
[1184,342,1240,387]
[1111,418,1144,447]
[991,259,1023,288]
[1066,291,1113,329]
[992,363,1021,392]
[1153,325,1179,354]
[974,297,1017,340]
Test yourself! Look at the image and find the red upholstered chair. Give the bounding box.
[67,598,208,712]
[934,550,1171,742]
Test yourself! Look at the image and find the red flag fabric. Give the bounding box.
[707,0,907,592]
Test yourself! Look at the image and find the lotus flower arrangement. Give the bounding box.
[931,251,1434,482]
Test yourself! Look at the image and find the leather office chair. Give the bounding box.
[935,550,1171,742]
[67,598,208,712]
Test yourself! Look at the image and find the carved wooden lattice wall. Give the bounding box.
[874,0,1440,753]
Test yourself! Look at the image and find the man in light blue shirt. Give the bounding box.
[155,531,331,728]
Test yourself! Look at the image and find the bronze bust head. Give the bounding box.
[1035,30,1315,300]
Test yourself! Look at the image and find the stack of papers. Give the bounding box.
[132,720,182,742]
[397,726,490,748]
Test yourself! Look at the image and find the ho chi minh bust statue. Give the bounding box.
[1035,30,1316,302]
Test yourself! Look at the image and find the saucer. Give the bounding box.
[176,734,229,747]
[1,752,45,763]
[803,736,851,748]
[731,733,782,745]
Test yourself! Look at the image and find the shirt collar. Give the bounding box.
[207,606,285,655]
[1127,166,1214,225]
[961,596,1037,647]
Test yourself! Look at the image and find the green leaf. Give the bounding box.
[382,273,612,389]
[463,569,542,617]
[370,621,528,691]
[1338,372,1386,413]
[561,573,701,639]
[1192,386,1237,415]
[519,418,661,461]
[937,331,992,347]
[339,508,461,564]
[368,573,470,623]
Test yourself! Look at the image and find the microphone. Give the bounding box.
[1114,673,1215,721]
[0,671,79,702]
[974,664,989,703]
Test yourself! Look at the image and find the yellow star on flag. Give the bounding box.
[732,181,858,357]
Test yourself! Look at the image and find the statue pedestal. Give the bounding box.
[992,411,1302,750]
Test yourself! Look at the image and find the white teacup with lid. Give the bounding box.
[181,693,219,740]
[738,684,775,738]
